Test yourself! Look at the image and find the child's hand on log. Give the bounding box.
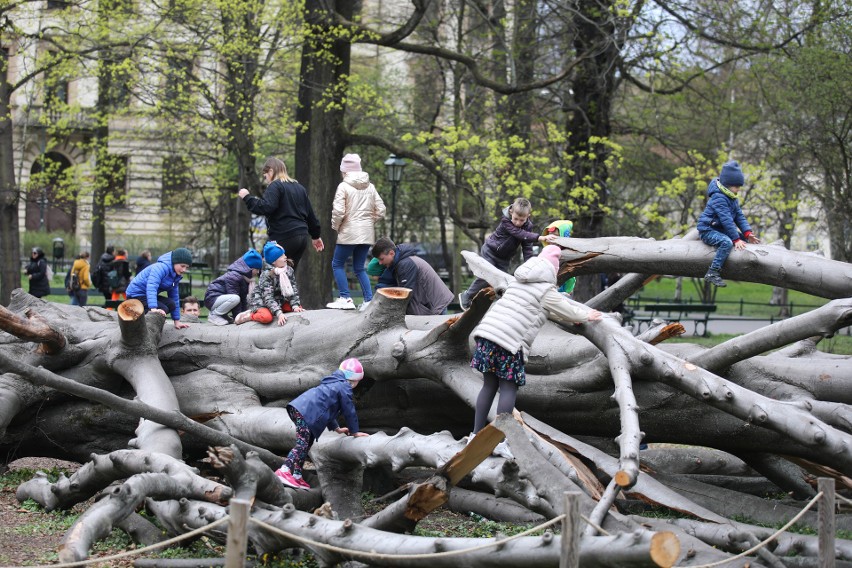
[277,313,287,326]
[335,427,350,435]
[587,309,603,322]
[174,321,190,330]
[352,432,369,438]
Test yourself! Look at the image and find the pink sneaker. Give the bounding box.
[293,477,311,490]
[275,469,300,489]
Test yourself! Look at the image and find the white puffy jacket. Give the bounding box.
[473,256,589,360]
[331,172,386,245]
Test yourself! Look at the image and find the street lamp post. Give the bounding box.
[384,154,407,242]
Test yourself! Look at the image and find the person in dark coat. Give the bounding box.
[371,237,454,315]
[135,250,152,276]
[237,156,324,270]
[458,198,557,310]
[273,358,369,489]
[25,247,51,298]
[93,246,115,300]
[125,248,192,330]
[697,161,761,287]
[203,249,263,325]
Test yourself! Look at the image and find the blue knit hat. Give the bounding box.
[242,249,262,270]
[263,241,285,264]
[171,248,192,266]
[719,161,745,188]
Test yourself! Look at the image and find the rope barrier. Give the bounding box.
[0,517,229,568]
[250,513,566,561]
[673,491,824,568]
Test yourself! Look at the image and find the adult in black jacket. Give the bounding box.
[238,157,324,270]
[25,247,51,298]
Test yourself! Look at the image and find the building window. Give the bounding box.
[104,155,129,208]
[162,156,191,208]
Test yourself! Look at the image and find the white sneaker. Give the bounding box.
[207,313,230,326]
[359,300,371,312]
[326,297,356,310]
[492,440,514,460]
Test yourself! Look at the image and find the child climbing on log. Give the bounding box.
[203,249,262,325]
[125,248,192,329]
[275,358,370,489]
[697,160,761,287]
[235,241,303,326]
[468,245,602,458]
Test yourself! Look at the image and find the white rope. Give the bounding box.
[250,513,566,561]
[673,491,824,568]
[0,516,229,568]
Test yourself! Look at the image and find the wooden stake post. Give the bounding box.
[560,492,581,568]
[225,498,251,568]
[819,478,836,568]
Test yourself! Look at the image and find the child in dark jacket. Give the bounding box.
[235,241,303,326]
[274,358,369,489]
[697,161,761,287]
[125,248,192,329]
[203,250,263,325]
[458,197,557,310]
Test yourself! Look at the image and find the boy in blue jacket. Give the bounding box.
[697,161,761,287]
[125,248,192,329]
[275,358,369,489]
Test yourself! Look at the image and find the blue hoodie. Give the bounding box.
[288,371,360,440]
[125,251,184,320]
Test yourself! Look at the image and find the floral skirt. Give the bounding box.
[470,337,526,386]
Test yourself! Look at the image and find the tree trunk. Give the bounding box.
[0,47,20,307]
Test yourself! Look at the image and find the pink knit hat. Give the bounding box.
[539,245,562,273]
[340,153,362,173]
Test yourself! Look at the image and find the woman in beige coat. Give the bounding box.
[327,154,386,310]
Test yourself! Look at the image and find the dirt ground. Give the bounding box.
[0,457,135,567]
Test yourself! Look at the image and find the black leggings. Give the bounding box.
[473,372,518,434]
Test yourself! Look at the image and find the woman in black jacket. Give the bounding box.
[237,157,324,270]
[25,247,51,298]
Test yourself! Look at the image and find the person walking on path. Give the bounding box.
[68,252,92,306]
[238,157,324,270]
[327,153,386,311]
[697,161,761,287]
[25,247,51,298]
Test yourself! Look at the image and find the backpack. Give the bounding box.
[107,268,121,290]
[69,271,81,291]
[91,263,104,288]
[45,263,54,281]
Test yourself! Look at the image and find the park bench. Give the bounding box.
[641,303,717,336]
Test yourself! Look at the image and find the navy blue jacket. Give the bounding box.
[242,180,322,241]
[484,207,539,261]
[125,251,184,320]
[204,257,255,316]
[289,371,360,440]
[697,179,753,242]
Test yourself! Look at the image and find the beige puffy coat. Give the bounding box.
[331,172,386,245]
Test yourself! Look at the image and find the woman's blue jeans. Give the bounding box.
[700,229,733,272]
[332,244,372,301]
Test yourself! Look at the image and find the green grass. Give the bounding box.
[632,276,828,318]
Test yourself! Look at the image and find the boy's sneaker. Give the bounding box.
[207,313,230,326]
[274,469,301,489]
[458,292,469,311]
[492,440,514,460]
[326,297,356,310]
[293,477,311,490]
[703,269,727,288]
[359,300,371,312]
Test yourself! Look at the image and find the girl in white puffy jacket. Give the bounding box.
[326,153,386,311]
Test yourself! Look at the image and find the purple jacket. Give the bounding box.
[484,206,540,261]
[204,257,255,316]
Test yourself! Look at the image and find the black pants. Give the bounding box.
[128,295,176,315]
[269,233,310,270]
